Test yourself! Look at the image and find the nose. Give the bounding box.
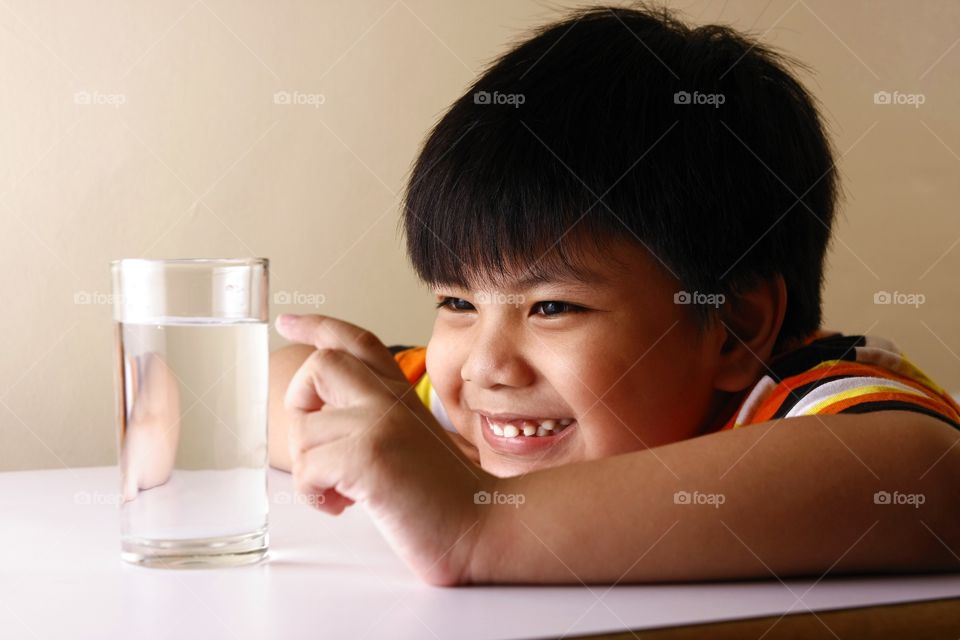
[460,323,535,389]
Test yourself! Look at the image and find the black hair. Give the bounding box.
[401,3,838,348]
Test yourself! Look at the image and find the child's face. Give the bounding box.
[426,240,729,477]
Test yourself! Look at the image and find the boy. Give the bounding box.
[269,5,960,585]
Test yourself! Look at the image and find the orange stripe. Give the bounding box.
[752,384,796,423]
[393,347,427,385]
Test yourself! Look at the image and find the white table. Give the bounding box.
[3,466,959,639]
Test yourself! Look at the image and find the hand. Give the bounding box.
[275,313,492,585]
[448,430,481,466]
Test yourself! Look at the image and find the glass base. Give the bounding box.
[121,529,268,569]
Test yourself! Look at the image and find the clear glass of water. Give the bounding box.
[110,258,270,568]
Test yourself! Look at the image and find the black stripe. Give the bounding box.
[770,374,856,419]
[387,345,416,355]
[768,335,866,382]
[839,400,960,431]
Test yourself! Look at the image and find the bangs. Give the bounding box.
[410,221,619,292]
[401,115,632,292]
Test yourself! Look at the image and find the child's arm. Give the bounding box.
[275,313,960,585]
[469,411,960,583]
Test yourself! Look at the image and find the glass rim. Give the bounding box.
[111,257,268,269]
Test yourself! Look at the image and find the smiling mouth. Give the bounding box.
[479,413,575,438]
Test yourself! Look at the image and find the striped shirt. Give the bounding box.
[714,330,960,431]
[388,345,457,433]
[389,330,960,435]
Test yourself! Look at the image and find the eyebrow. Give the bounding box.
[508,269,609,289]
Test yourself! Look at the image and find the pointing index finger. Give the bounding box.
[275,314,405,383]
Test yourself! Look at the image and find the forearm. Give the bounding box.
[468,412,960,584]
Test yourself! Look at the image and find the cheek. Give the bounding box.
[559,326,712,452]
[533,347,642,454]
[425,331,470,432]
[425,331,456,398]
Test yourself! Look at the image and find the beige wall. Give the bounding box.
[2,0,958,471]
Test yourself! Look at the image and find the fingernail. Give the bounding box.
[276,313,299,329]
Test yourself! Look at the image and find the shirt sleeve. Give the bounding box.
[387,345,457,433]
[733,363,960,431]
[388,345,427,384]
[784,369,960,430]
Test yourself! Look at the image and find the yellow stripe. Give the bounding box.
[413,372,432,410]
[803,384,924,415]
[812,355,944,395]
[898,354,946,394]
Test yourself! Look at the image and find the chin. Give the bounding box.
[481,459,529,478]
[478,452,562,478]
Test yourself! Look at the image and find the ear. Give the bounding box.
[713,275,787,393]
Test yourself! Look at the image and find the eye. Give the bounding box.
[435,296,476,312]
[531,301,584,317]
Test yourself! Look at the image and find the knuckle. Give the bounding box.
[352,328,382,352]
[291,453,317,494]
[291,411,326,454]
[310,347,338,364]
[290,459,306,488]
[312,347,348,367]
[293,479,314,497]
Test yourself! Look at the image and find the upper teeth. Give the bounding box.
[487,417,574,438]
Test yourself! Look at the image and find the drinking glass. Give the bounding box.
[111,258,270,568]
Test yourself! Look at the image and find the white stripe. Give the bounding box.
[429,385,457,433]
[853,345,903,372]
[735,375,777,426]
[785,376,926,418]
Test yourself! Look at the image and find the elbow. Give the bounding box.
[850,415,960,573]
[268,445,292,473]
[267,411,293,472]
[911,420,960,570]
